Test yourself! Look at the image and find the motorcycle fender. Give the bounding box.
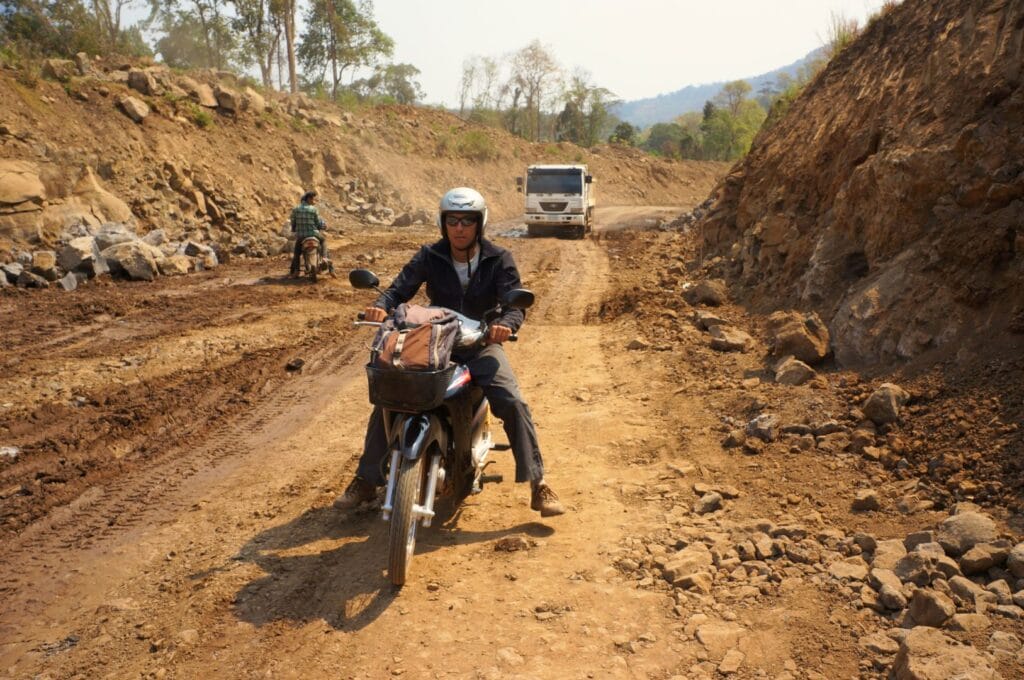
[398,414,438,462]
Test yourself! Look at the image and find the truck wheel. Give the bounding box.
[527,224,544,238]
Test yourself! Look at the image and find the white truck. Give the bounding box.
[515,164,595,239]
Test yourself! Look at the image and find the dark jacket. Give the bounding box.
[373,238,526,332]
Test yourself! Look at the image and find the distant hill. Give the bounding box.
[612,48,825,129]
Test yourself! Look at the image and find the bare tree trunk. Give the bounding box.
[284,0,298,93]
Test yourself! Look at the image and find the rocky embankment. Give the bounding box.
[695,0,1024,367]
[599,230,1024,678]
[0,55,723,290]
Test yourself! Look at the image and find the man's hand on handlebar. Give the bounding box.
[486,324,512,344]
[363,306,387,322]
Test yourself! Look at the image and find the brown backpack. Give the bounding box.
[371,304,460,371]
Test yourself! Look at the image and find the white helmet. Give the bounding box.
[437,187,488,240]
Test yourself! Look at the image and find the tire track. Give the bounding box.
[0,343,360,605]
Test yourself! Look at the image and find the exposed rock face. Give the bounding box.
[0,160,46,206]
[892,627,1000,680]
[697,0,1024,367]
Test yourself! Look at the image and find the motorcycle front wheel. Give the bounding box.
[388,453,425,586]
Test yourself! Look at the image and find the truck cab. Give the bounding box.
[515,164,595,239]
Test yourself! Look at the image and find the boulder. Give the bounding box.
[936,512,997,556]
[31,250,59,281]
[243,87,266,114]
[774,355,815,385]
[42,59,77,82]
[118,95,150,123]
[94,223,138,251]
[828,557,869,581]
[128,69,161,96]
[960,543,1009,575]
[58,272,78,291]
[74,169,134,224]
[391,212,414,227]
[58,236,108,277]
[892,627,1000,680]
[158,254,192,276]
[142,229,166,247]
[74,52,91,75]
[683,279,728,306]
[181,78,218,108]
[2,262,24,283]
[709,325,752,352]
[852,489,881,511]
[663,542,714,586]
[0,160,46,206]
[214,85,241,112]
[863,383,910,425]
[766,310,830,364]
[102,241,160,281]
[745,414,779,443]
[1007,543,1024,578]
[16,270,48,288]
[909,589,956,627]
[694,310,729,330]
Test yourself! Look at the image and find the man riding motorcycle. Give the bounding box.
[289,190,334,278]
[337,187,565,517]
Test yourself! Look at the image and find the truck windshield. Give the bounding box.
[526,171,582,195]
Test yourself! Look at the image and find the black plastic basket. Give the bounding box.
[366,363,456,412]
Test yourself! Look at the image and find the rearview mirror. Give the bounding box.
[502,288,535,310]
[584,175,593,184]
[349,269,380,289]
[515,176,523,193]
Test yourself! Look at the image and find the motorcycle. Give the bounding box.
[301,237,324,282]
[349,268,535,586]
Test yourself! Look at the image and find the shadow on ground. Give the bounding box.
[227,499,554,631]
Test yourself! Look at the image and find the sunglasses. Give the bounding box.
[445,215,478,228]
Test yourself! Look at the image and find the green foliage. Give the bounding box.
[298,0,394,98]
[554,70,619,148]
[700,99,766,160]
[455,130,497,162]
[350,62,424,104]
[191,104,213,127]
[2,0,150,59]
[643,122,685,158]
[642,80,766,161]
[609,122,636,146]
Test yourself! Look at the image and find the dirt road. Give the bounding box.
[2,211,1022,679]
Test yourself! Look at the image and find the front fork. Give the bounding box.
[381,412,446,528]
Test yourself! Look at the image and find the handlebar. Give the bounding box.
[353,312,518,344]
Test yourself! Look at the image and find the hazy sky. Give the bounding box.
[372,0,891,105]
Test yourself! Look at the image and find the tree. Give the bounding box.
[714,80,752,117]
[609,122,636,146]
[147,0,240,70]
[231,0,280,88]
[353,62,423,103]
[509,40,560,141]
[2,0,148,57]
[554,70,617,147]
[298,0,393,99]
[643,123,685,158]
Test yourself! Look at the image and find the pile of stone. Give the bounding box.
[1,222,222,291]
[611,495,1020,677]
[664,197,714,232]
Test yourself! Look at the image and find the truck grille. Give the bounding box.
[539,202,568,212]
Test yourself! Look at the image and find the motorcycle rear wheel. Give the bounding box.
[388,454,425,586]
[304,251,318,283]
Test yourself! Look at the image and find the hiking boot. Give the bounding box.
[334,476,376,509]
[530,483,565,517]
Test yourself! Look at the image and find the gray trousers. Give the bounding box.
[357,344,545,485]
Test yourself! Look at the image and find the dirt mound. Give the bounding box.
[697,0,1024,367]
[0,59,724,259]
